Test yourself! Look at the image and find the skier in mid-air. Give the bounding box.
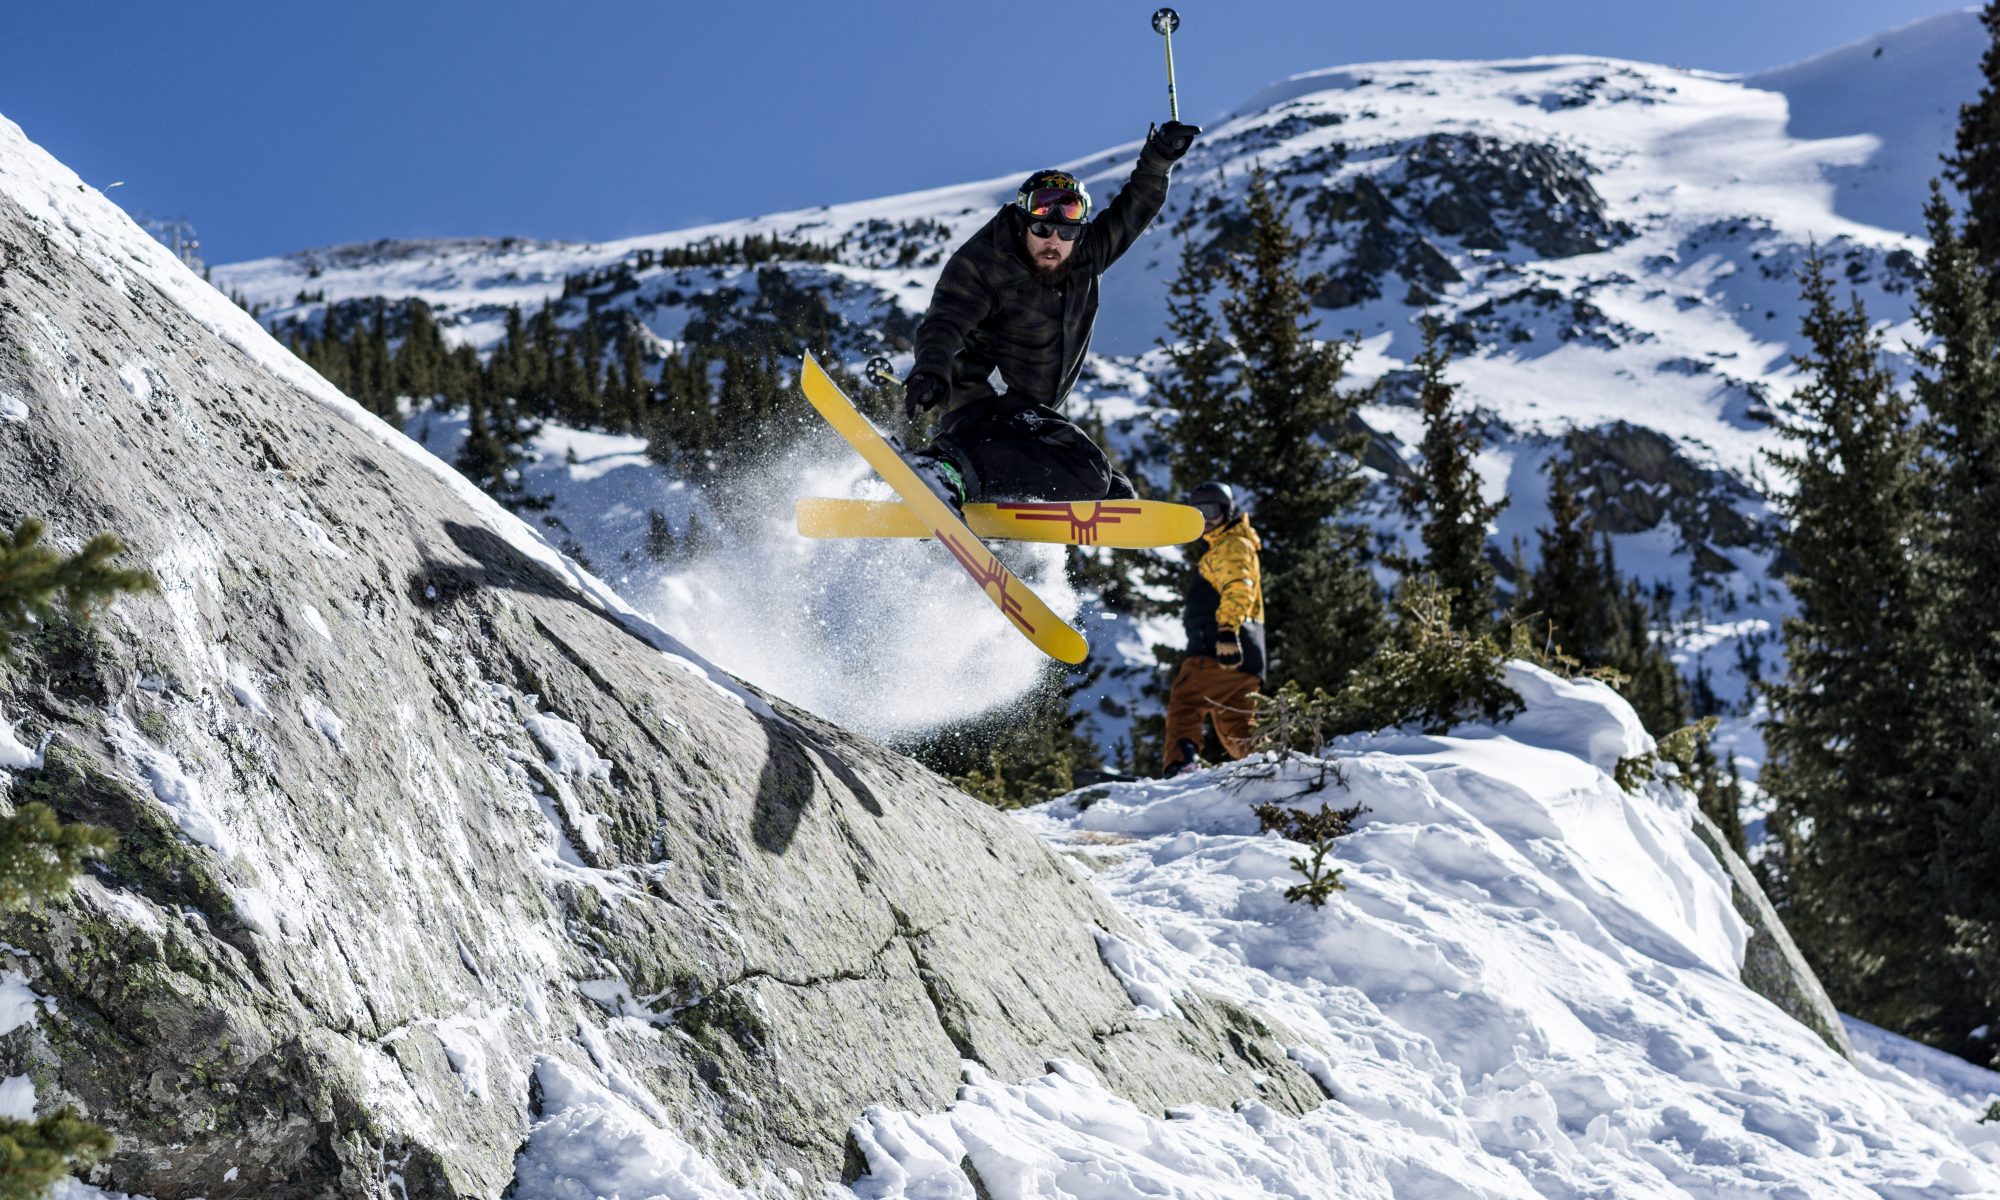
[901,118,1201,508]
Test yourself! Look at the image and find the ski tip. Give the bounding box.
[1046,628,1090,664]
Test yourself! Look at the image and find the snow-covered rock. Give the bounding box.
[970,664,1999,1198]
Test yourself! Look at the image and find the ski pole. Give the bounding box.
[865,355,911,443]
[1152,8,1181,122]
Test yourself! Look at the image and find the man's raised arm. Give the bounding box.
[1080,120,1201,274]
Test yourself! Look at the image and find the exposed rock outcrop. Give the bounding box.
[1690,811,1852,1060]
[1563,423,1774,575]
[1296,132,1631,311]
[1402,133,1631,259]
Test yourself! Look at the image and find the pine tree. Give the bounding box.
[909,666,1105,808]
[715,347,788,471]
[1513,463,1687,735]
[681,510,714,559]
[1947,2,2000,279]
[1,520,155,658]
[393,300,448,405]
[615,317,653,434]
[1688,735,1747,858]
[1399,321,1504,632]
[524,306,562,418]
[363,300,394,421]
[1156,236,1239,494]
[1515,457,1609,658]
[1910,184,2000,1065]
[1598,539,1689,736]
[491,306,527,409]
[646,347,715,469]
[0,1106,113,1200]
[1761,252,1962,1049]
[556,340,596,428]
[455,386,548,512]
[0,520,132,1194]
[1215,167,1383,692]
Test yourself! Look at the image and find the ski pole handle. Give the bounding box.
[1152,8,1181,123]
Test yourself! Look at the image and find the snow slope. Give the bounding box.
[1747,7,1984,235]
[508,663,2000,1198]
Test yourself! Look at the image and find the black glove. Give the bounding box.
[1147,120,1202,163]
[904,371,949,422]
[1214,628,1242,668]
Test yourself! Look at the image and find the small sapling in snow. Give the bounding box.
[1252,798,1369,908]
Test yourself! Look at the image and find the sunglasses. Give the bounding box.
[1027,220,1084,242]
[1025,186,1088,222]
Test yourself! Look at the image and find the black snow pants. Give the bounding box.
[928,395,1135,503]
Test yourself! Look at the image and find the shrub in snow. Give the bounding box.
[0,804,112,912]
[1613,714,1719,792]
[0,517,148,1191]
[1245,679,1341,760]
[0,519,154,662]
[1329,579,1522,736]
[1250,798,1369,908]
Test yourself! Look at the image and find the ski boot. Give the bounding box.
[907,450,968,515]
[1162,738,1202,779]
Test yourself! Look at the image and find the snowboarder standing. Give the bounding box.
[902,120,1202,507]
[1163,482,1265,777]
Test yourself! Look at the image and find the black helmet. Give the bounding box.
[1186,481,1235,523]
[1015,169,1092,224]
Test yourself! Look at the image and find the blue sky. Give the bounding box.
[0,1,1965,264]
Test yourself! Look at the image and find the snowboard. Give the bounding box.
[794,497,1203,548]
[797,353,1088,664]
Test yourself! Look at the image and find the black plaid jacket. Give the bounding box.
[913,138,1178,418]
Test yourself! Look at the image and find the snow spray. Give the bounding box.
[634,420,1078,742]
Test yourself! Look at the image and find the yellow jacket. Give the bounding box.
[1198,517,1264,631]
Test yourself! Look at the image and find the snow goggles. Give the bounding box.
[1026,219,1085,242]
[1024,186,1089,223]
[1193,500,1228,521]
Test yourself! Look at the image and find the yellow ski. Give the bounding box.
[795,497,1203,548]
[798,354,1088,664]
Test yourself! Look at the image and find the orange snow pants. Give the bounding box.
[1161,656,1263,773]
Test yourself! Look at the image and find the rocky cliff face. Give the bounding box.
[0,123,1322,1198]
